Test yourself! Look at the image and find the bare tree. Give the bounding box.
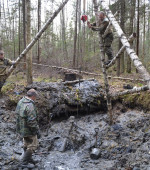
[61,0,68,60]
[37,0,41,63]
[26,0,32,84]
[127,0,136,73]
[73,0,78,68]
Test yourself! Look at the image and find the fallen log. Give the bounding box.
[19,62,145,82]
[112,85,149,98]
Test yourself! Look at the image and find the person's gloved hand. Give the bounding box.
[37,129,41,139]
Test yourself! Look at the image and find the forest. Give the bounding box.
[0,0,150,78]
[0,0,150,170]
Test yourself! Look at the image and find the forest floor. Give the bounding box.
[0,71,150,170]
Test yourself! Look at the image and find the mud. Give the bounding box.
[1,100,150,170]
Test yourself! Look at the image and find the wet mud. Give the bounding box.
[1,102,150,170]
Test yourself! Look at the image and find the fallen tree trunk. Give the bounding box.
[6,0,70,78]
[106,33,136,69]
[112,85,149,98]
[100,0,150,89]
[19,62,145,82]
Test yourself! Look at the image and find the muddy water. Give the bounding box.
[1,108,150,170]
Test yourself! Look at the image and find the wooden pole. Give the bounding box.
[93,0,113,124]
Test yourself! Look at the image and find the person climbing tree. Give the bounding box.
[87,11,114,65]
[0,50,16,92]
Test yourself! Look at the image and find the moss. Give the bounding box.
[97,100,101,105]
[120,91,150,111]
[2,82,16,94]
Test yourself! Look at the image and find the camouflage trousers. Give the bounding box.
[103,33,114,61]
[23,135,39,153]
[0,75,6,91]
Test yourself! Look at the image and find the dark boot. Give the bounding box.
[21,149,33,166]
[23,148,38,165]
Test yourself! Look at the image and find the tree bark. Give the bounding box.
[106,33,136,69]
[61,0,68,60]
[120,0,125,74]
[26,0,32,84]
[73,0,78,68]
[100,0,150,89]
[93,0,113,124]
[127,0,135,73]
[112,85,149,98]
[37,0,41,63]
[22,0,27,69]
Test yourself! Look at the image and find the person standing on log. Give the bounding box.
[16,89,40,167]
[87,11,114,65]
[0,50,15,92]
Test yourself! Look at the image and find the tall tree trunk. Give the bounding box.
[120,0,125,74]
[13,17,16,60]
[93,0,113,124]
[37,0,41,63]
[73,0,78,68]
[22,0,27,69]
[136,0,140,73]
[61,0,68,60]
[116,0,120,76]
[0,0,2,50]
[77,0,81,67]
[26,0,32,84]
[127,0,136,73]
[142,0,145,59]
[18,0,21,55]
[81,0,86,68]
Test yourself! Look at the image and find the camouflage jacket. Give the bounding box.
[16,97,39,137]
[0,58,13,76]
[91,17,112,35]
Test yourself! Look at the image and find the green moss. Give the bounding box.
[97,100,101,105]
[121,91,150,111]
[2,83,16,94]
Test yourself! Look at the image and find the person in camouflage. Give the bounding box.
[16,89,40,166]
[0,50,15,91]
[87,11,114,65]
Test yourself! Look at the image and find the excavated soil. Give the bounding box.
[1,97,150,170]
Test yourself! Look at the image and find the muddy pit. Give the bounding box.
[1,104,150,170]
[0,80,150,170]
